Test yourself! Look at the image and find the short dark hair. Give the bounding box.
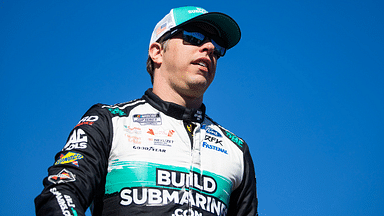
[146,55,155,84]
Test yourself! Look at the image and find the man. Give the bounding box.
[35,6,258,216]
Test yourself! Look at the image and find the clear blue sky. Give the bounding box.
[1,0,383,215]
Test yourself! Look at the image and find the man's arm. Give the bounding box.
[228,142,258,216]
[35,104,113,216]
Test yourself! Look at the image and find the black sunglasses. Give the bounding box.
[162,28,227,57]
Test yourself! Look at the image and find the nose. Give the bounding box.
[199,39,216,56]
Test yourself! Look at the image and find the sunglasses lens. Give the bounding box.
[211,39,226,57]
[183,31,205,45]
[183,30,226,57]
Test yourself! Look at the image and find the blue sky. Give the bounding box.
[1,0,383,215]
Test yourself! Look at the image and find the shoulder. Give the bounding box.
[204,115,248,152]
[86,98,147,118]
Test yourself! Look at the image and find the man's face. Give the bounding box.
[159,24,220,98]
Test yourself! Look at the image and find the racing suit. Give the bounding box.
[35,89,258,216]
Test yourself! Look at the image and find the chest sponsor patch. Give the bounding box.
[133,145,166,153]
[124,126,141,134]
[202,142,228,154]
[125,134,141,144]
[147,128,175,137]
[204,135,223,145]
[151,138,174,146]
[133,113,162,125]
[201,125,222,137]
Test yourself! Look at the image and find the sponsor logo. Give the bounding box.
[152,138,174,146]
[49,187,77,216]
[147,129,175,137]
[201,125,222,137]
[186,124,194,134]
[156,169,216,193]
[204,135,223,145]
[55,152,84,167]
[133,113,162,125]
[206,128,222,137]
[125,134,141,144]
[188,7,208,14]
[120,187,227,215]
[75,115,98,127]
[63,129,87,151]
[119,169,227,216]
[48,169,76,184]
[133,145,166,153]
[124,126,141,134]
[224,131,243,147]
[202,142,228,154]
[108,107,127,116]
[172,209,203,216]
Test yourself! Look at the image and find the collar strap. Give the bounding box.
[143,89,206,123]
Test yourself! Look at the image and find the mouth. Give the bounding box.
[192,58,211,73]
[197,62,208,71]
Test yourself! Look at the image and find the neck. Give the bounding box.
[152,80,204,109]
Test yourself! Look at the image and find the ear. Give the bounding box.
[148,42,163,66]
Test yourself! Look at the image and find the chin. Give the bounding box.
[187,81,210,94]
[190,75,211,85]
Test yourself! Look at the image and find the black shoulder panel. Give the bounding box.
[100,99,146,117]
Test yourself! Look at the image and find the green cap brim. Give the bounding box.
[177,12,241,49]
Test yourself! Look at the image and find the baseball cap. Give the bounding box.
[149,6,241,49]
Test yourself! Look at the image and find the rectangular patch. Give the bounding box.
[133,113,162,125]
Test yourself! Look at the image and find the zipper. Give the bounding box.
[186,121,205,214]
[184,121,195,149]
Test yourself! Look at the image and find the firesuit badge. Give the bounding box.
[108,107,127,116]
[133,113,162,125]
[54,152,84,167]
[48,168,76,184]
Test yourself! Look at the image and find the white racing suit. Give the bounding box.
[35,89,258,215]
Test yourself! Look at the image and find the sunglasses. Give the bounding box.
[162,28,227,57]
